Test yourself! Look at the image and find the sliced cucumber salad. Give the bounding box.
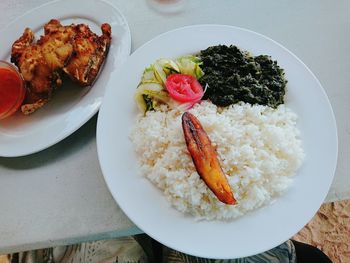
[135,55,204,113]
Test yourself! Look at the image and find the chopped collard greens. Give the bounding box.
[199,45,287,108]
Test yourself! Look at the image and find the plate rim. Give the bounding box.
[97,24,338,259]
[0,0,131,157]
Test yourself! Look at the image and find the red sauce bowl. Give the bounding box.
[0,60,25,119]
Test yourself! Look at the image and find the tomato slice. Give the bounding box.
[165,74,204,103]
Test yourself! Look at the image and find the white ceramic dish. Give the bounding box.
[97,25,338,259]
[0,0,131,157]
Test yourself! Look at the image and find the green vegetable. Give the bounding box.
[157,59,180,75]
[141,66,157,82]
[143,95,154,111]
[134,56,204,113]
[176,55,204,79]
[199,45,286,108]
[134,82,169,113]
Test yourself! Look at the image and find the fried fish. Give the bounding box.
[11,19,111,114]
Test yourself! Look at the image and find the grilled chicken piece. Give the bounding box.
[182,112,236,205]
[10,19,111,114]
[63,23,111,86]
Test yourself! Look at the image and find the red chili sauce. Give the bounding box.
[0,62,25,119]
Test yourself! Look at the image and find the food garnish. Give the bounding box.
[134,55,204,113]
[199,45,286,108]
[135,45,288,114]
[182,112,236,205]
[0,61,25,119]
[11,19,111,114]
[165,74,204,107]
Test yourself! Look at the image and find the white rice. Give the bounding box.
[130,101,304,220]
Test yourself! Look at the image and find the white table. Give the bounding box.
[0,0,349,254]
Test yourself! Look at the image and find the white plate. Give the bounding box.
[0,0,131,157]
[97,25,338,259]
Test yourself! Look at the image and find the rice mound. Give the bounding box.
[130,101,304,220]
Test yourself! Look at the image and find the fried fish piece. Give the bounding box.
[182,112,236,205]
[11,28,34,66]
[11,19,75,114]
[63,23,111,86]
[10,19,111,114]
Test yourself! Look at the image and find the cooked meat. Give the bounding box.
[63,23,111,86]
[11,19,74,114]
[11,28,34,66]
[10,19,111,114]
